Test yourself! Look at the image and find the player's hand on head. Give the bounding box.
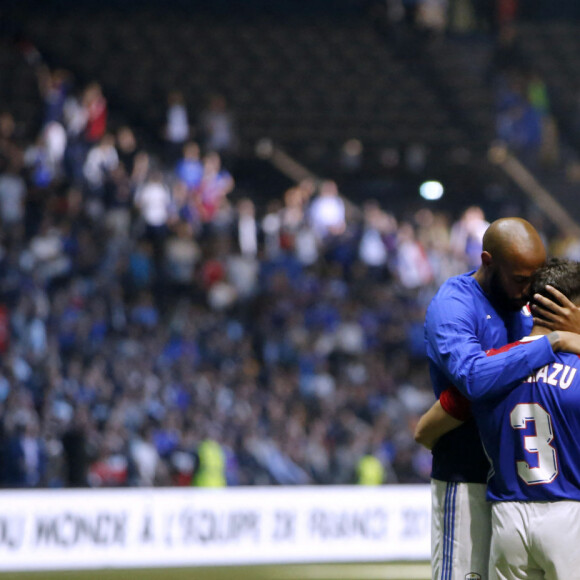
[532,285,580,332]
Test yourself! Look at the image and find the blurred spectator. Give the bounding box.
[116,125,139,178]
[63,86,88,140]
[36,67,70,126]
[356,452,385,485]
[394,222,433,289]
[82,82,108,145]
[527,71,550,117]
[88,448,128,487]
[308,180,346,241]
[62,86,89,184]
[524,72,560,168]
[198,94,238,161]
[28,218,71,284]
[4,415,46,488]
[496,0,519,29]
[495,74,541,156]
[164,222,200,292]
[134,168,175,301]
[61,405,90,487]
[195,151,234,224]
[280,186,306,239]
[261,200,283,259]
[175,141,203,193]
[497,96,542,157]
[339,139,364,175]
[0,159,26,234]
[129,425,161,486]
[358,200,396,278]
[233,198,259,257]
[23,133,56,190]
[449,206,489,270]
[83,133,119,206]
[42,121,67,178]
[416,0,448,35]
[163,90,191,165]
[134,169,174,245]
[0,113,21,169]
[191,438,226,487]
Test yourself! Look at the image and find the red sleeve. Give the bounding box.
[440,386,472,421]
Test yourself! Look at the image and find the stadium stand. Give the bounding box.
[0,0,579,491]
[14,4,484,175]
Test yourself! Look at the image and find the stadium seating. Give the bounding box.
[13,5,495,177]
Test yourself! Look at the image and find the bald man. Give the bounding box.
[422,218,580,580]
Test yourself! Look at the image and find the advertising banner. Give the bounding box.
[0,485,430,570]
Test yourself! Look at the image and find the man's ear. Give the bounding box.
[481,251,492,267]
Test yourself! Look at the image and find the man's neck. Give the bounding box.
[472,267,486,292]
[529,325,550,337]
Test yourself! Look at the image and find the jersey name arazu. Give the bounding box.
[523,362,578,389]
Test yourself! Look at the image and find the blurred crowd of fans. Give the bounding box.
[1,36,578,490]
[489,23,559,167]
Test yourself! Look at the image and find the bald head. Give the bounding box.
[477,218,547,311]
[483,218,546,266]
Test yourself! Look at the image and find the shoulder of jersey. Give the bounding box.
[443,273,475,293]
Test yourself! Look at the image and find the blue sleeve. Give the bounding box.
[426,293,556,401]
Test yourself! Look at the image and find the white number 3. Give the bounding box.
[510,403,559,485]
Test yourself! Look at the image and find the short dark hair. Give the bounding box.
[528,258,580,318]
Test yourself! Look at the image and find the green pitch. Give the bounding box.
[0,562,431,580]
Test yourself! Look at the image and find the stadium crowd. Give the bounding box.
[1,41,578,491]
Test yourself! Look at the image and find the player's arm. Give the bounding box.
[417,335,558,450]
[414,402,463,450]
[426,294,557,402]
[414,387,470,450]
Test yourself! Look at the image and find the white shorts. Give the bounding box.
[490,500,580,580]
[431,479,491,580]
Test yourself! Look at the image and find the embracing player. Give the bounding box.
[427,258,580,578]
[422,218,580,580]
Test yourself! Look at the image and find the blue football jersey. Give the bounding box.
[475,338,580,502]
[425,272,556,482]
